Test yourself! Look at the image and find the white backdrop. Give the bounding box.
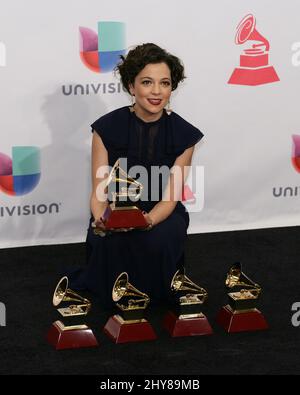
[1,0,300,248]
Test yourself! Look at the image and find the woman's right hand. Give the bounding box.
[92,217,106,229]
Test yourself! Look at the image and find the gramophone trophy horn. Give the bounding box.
[163,268,213,337]
[52,276,91,316]
[94,159,149,231]
[216,263,268,333]
[228,13,279,86]
[108,159,143,202]
[103,272,157,343]
[171,268,208,305]
[47,276,98,350]
[112,272,150,312]
[225,262,261,303]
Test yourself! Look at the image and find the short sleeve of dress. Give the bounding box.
[165,112,204,156]
[90,107,130,151]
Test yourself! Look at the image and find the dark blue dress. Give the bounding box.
[70,106,203,309]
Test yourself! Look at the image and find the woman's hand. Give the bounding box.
[92,217,106,230]
[142,211,154,230]
[92,217,107,237]
[93,218,135,234]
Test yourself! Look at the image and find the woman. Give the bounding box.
[69,43,203,309]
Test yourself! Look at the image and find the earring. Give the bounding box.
[166,101,172,115]
[129,94,135,112]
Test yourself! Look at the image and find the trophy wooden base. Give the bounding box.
[228,66,279,86]
[47,320,99,350]
[216,305,269,333]
[103,315,157,344]
[163,311,213,337]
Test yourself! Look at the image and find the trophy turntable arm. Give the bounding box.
[117,299,149,311]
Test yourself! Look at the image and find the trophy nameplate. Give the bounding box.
[216,263,268,333]
[163,269,213,337]
[47,277,99,349]
[103,272,157,343]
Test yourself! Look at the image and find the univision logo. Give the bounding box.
[291,134,300,173]
[0,147,40,196]
[272,135,300,198]
[62,22,126,96]
[0,147,61,217]
[79,21,125,73]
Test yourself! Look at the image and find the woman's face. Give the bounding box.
[129,62,172,122]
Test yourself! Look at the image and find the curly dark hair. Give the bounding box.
[115,43,185,93]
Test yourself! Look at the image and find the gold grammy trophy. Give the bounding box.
[47,276,99,349]
[103,272,157,343]
[94,159,149,232]
[163,268,213,337]
[216,263,268,332]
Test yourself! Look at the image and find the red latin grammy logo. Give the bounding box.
[228,14,279,86]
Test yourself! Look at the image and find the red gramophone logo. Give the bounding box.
[228,14,279,86]
[292,135,300,173]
